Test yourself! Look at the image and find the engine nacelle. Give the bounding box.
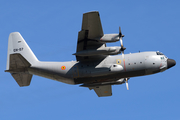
[110,64,124,72]
[89,64,123,77]
[73,46,121,56]
[95,34,119,43]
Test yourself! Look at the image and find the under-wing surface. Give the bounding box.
[5,11,176,97]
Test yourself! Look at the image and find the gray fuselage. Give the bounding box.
[28,51,169,85]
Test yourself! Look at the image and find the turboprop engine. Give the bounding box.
[95,34,119,43]
[109,64,124,72]
[89,64,124,77]
[73,46,121,56]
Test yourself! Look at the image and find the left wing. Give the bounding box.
[89,85,112,97]
[75,11,106,62]
[81,11,103,39]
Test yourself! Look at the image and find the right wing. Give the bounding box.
[89,85,112,97]
[75,11,107,62]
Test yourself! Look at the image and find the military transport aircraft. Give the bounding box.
[5,11,176,97]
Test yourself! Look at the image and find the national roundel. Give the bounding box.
[61,66,66,70]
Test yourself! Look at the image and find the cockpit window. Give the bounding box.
[156,52,164,55]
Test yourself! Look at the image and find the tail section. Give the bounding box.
[6,32,38,86]
[6,32,38,70]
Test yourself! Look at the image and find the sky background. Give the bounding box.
[0,0,179,120]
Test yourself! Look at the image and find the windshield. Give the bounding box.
[156,51,168,59]
[156,51,164,55]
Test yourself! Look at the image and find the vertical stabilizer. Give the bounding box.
[6,32,38,87]
[6,32,38,70]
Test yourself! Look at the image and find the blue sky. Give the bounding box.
[0,0,179,120]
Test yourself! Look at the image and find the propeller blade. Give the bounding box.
[120,37,123,48]
[119,26,125,59]
[122,51,124,59]
[125,78,129,90]
[119,26,124,38]
[119,27,121,36]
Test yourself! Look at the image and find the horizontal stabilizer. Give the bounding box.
[7,53,31,72]
[11,73,32,87]
[5,54,32,87]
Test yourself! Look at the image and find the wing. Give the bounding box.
[75,11,107,62]
[81,11,103,39]
[89,85,112,97]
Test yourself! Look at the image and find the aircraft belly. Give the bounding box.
[74,69,146,84]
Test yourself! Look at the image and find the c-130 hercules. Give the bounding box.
[5,11,176,97]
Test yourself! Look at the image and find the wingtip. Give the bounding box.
[10,32,20,35]
[84,11,99,15]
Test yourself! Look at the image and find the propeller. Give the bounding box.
[119,28,128,90]
[125,78,129,90]
[119,27,126,59]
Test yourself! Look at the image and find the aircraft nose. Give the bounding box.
[167,59,176,69]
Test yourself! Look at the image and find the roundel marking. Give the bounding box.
[61,66,66,70]
[116,59,121,64]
